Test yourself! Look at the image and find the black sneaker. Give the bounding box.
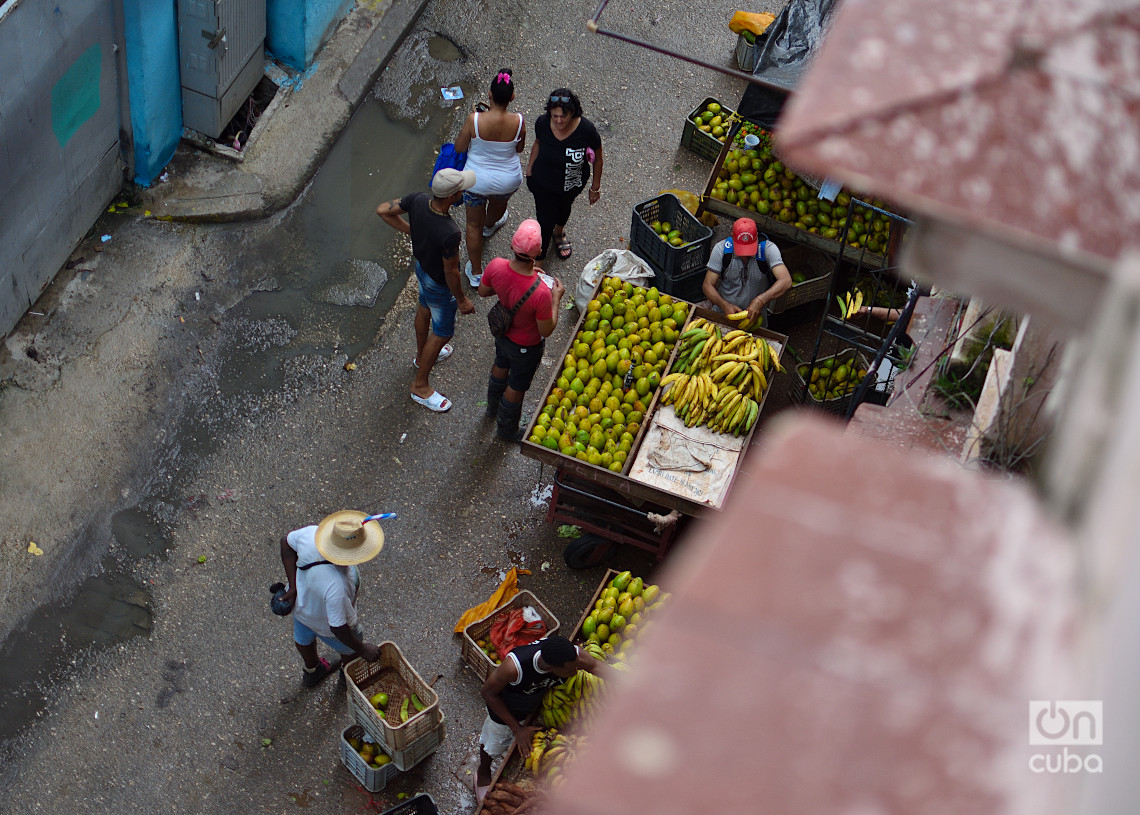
[302,657,338,688]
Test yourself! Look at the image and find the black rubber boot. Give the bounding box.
[486,375,508,418]
[496,397,524,441]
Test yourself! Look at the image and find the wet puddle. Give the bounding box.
[217,99,452,397]
[0,98,454,755]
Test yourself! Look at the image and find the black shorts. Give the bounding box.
[494,334,545,392]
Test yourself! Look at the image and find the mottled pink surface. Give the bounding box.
[777,0,1140,262]
[542,416,1081,815]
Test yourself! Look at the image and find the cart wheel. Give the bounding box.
[563,534,616,570]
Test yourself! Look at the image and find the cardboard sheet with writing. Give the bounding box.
[627,405,746,509]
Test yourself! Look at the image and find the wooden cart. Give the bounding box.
[519,280,787,562]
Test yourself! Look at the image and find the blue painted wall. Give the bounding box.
[267,0,353,70]
[121,0,182,185]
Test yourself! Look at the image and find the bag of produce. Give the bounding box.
[575,249,654,312]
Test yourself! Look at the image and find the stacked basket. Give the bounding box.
[460,590,560,681]
[342,641,446,779]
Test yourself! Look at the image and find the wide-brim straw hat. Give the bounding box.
[315,510,385,566]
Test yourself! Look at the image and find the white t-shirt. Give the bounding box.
[287,525,359,638]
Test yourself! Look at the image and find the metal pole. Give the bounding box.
[845,284,922,420]
[587,2,792,95]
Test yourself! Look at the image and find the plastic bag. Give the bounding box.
[575,249,655,312]
[737,0,840,129]
[431,143,467,183]
[489,606,548,659]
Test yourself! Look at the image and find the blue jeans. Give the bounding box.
[414,262,458,339]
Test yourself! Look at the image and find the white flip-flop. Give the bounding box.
[413,343,453,368]
[410,391,452,412]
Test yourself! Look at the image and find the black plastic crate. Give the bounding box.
[630,193,713,286]
[653,267,705,303]
[681,97,735,161]
[379,794,438,815]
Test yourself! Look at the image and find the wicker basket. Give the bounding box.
[461,590,560,681]
[345,642,443,752]
[384,714,446,771]
[340,724,400,792]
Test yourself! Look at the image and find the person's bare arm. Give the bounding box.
[747,262,792,323]
[481,659,541,755]
[330,624,381,662]
[535,277,564,337]
[577,651,615,681]
[702,269,735,315]
[376,199,410,235]
[279,536,299,605]
[443,253,475,314]
[516,118,527,154]
[454,112,476,154]
[588,143,603,205]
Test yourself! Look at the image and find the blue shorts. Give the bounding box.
[463,189,512,208]
[414,262,458,339]
[293,618,363,656]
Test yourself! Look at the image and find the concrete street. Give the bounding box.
[0,1,771,812]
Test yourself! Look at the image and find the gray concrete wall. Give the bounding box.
[0,0,124,338]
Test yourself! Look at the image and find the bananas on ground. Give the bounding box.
[661,317,783,435]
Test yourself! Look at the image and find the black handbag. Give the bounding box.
[268,559,332,616]
[487,276,541,337]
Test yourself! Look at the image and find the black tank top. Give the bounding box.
[488,639,571,723]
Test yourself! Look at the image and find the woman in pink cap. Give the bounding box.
[478,220,565,440]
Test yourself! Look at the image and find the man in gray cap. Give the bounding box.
[377,168,478,412]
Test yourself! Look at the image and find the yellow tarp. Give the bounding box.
[453,567,531,633]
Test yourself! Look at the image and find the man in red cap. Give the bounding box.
[702,217,792,326]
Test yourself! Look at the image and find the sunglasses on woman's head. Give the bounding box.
[550,95,571,104]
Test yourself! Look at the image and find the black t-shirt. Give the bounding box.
[530,115,602,194]
[399,192,461,286]
[487,639,568,724]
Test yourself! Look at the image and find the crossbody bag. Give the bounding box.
[487,276,541,338]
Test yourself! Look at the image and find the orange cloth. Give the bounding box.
[453,568,531,633]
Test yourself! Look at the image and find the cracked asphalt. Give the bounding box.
[0,0,780,811]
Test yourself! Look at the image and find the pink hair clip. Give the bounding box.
[496,72,511,83]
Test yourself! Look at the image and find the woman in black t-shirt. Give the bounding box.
[524,88,604,261]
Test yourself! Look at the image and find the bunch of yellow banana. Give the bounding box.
[539,667,607,732]
[539,682,574,730]
[524,727,557,773]
[837,289,864,320]
[530,731,587,788]
[660,318,783,435]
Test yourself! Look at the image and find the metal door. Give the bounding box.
[177,0,265,138]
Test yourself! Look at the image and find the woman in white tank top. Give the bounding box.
[454,69,527,286]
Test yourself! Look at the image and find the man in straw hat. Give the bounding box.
[278,511,386,687]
